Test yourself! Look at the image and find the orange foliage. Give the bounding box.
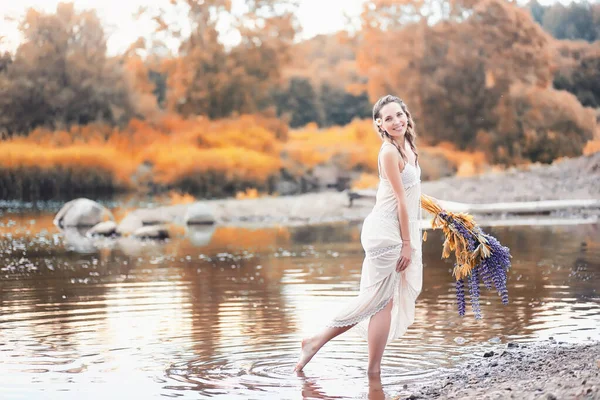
[236,188,262,200]
[0,140,136,186]
[168,191,196,205]
[425,142,489,177]
[285,120,489,178]
[284,120,381,172]
[1,113,285,195]
[2,109,498,200]
[583,139,600,155]
[351,173,379,190]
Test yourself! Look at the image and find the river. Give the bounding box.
[1,207,599,399]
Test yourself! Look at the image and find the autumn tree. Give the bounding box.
[0,3,149,137]
[154,0,298,119]
[553,41,600,108]
[356,0,596,164]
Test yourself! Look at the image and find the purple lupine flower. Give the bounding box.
[479,257,495,290]
[453,222,475,248]
[482,233,511,304]
[456,277,466,317]
[468,267,482,319]
[438,211,511,317]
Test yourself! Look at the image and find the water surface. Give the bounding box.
[1,210,599,399]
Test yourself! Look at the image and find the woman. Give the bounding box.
[294,95,424,376]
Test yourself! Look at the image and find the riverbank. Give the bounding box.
[208,152,600,225]
[404,340,600,399]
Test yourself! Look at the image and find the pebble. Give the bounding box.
[484,351,495,358]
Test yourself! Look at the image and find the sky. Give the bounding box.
[0,0,366,55]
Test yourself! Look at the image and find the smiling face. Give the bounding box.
[379,102,408,139]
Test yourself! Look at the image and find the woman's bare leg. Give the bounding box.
[294,324,356,372]
[367,299,393,376]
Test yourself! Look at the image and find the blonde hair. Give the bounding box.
[372,95,418,165]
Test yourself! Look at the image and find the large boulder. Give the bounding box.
[184,202,215,225]
[54,198,114,228]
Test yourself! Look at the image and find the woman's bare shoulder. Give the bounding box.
[380,144,403,167]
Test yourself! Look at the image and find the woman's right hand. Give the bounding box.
[396,242,412,272]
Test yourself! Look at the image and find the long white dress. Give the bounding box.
[326,141,424,345]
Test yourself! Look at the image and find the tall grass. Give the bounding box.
[1,115,493,200]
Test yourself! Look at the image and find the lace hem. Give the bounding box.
[365,244,401,259]
[325,273,399,328]
[326,296,393,328]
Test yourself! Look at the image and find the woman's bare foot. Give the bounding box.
[293,336,320,372]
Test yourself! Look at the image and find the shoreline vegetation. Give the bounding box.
[1,114,598,203]
[1,116,497,202]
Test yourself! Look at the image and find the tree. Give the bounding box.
[0,3,146,136]
[527,0,546,24]
[356,0,594,164]
[528,1,600,42]
[553,41,600,108]
[273,78,322,128]
[153,0,298,119]
[319,84,372,127]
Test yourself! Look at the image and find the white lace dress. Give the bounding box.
[326,141,424,345]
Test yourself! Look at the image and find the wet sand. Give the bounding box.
[405,340,600,400]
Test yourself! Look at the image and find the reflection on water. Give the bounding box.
[1,210,599,399]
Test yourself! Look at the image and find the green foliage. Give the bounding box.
[527,0,600,42]
[319,84,372,127]
[273,78,322,128]
[554,44,600,108]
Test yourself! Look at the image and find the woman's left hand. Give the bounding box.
[396,242,412,272]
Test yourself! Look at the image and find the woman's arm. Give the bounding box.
[380,147,412,272]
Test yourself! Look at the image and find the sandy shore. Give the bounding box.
[405,340,600,400]
[208,152,600,225]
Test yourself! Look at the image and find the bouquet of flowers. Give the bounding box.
[420,194,512,319]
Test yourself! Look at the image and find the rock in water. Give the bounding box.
[117,209,171,235]
[132,225,170,240]
[87,221,118,237]
[185,202,215,225]
[54,198,114,228]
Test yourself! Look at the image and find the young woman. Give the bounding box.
[294,95,424,376]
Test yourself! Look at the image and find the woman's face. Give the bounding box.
[379,102,408,138]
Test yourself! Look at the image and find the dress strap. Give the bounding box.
[377,142,391,179]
